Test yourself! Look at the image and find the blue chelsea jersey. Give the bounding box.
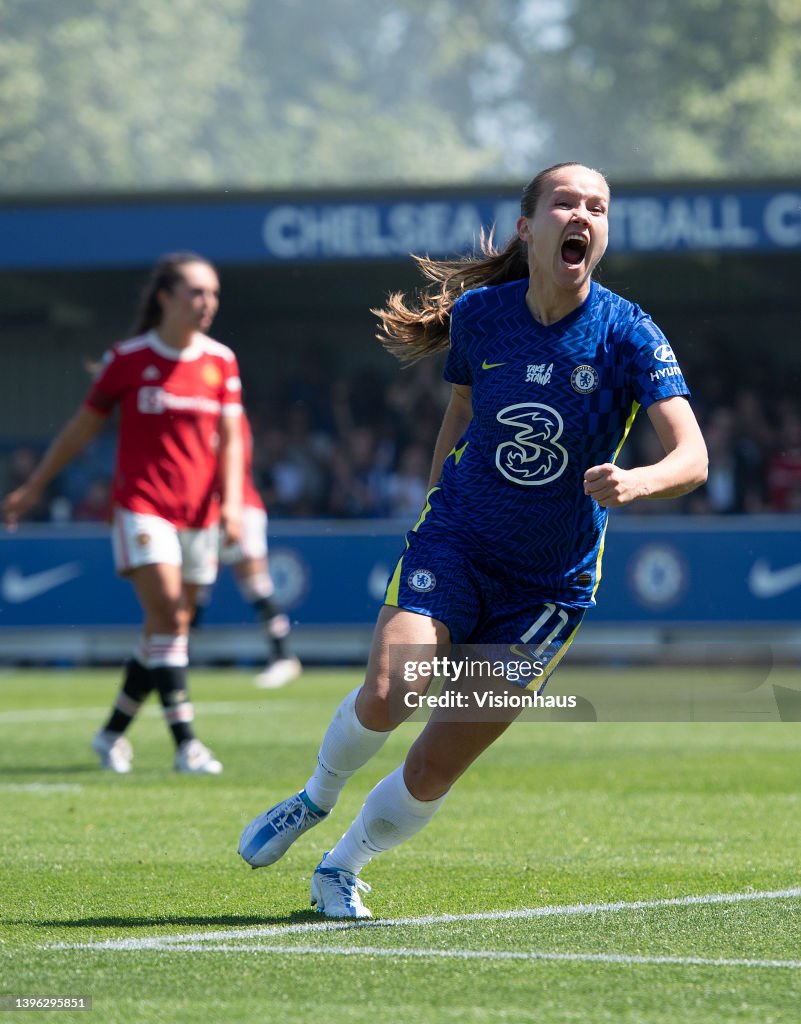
[429,278,691,606]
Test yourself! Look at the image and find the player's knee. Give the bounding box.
[356,681,414,732]
[144,602,183,636]
[265,611,290,638]
[238,570,274,605]
[403,746,454,801]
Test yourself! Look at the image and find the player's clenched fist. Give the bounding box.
[583,463,644,507]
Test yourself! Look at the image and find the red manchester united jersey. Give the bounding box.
[85,331,243,528]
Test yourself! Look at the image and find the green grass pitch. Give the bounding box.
[1,666,800,1023]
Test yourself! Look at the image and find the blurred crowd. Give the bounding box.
[2,358,800,522]
[621,386,801,515]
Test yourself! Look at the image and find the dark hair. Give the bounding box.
[128,251,216,336]
[372,162,608,364]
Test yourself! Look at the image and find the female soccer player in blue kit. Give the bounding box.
[238,163,709,917]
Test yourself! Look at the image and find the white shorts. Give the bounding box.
[111,508,220,585]
[219,505,268,565]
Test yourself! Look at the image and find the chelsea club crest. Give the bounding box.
[408,569,436,593]
[570,364,599,394]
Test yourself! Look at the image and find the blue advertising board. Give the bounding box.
[1,184,800,270]
[1,519,800,632]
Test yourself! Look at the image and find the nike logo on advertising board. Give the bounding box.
[482,360,506,370]
[1,563,83,603]
[748,559,801,599]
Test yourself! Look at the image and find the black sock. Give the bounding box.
[269,634,288,660]
[104,658,154,734]
[253,596,290,660]
[151,664,195,747]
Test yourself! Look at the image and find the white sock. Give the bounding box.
[323,765,447,875]
[303,687,390,812]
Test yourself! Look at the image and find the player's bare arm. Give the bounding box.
[427,383,473,488]
[2,405,107,528]
[583,396,708,508]
[218,411,244,545]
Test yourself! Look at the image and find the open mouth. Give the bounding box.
[561,233,588,266]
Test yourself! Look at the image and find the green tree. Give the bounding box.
[1,0,799,193]
[235,0,500,186]
[0,0,255,190]
[505,0,801,179]
[0,0,500,192]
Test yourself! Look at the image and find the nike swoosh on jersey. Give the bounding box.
[1,563,83,603]
[748,559,801,599]
[481,360,507,370]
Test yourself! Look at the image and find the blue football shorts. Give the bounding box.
[384,527,586,691]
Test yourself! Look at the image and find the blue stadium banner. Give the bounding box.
[1,184,800,269]
[1,519,801,629]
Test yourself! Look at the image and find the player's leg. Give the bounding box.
[238,604,448,868]
[232,553,301,690]
[92,509,181,773]
[312,602,586,917]
[92,638,154,772]
[160,524,224,774]
[128,560,220,771]
[310,711,517,918]
[189,582,212,629]
[305,603,448,802]
[219,506,300,688]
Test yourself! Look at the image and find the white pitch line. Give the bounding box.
[0,782,82,792]
[123,943,801,970]
[54,886,801,952]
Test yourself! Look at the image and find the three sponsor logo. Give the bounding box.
[495,403,569,486]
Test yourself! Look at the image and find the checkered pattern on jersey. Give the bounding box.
[437,280,690,604]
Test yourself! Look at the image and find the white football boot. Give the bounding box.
[238,791,327,867]
[91,729,133,774]
[174,738,223,775]
[254,656,302,690]
[310,854,373,919]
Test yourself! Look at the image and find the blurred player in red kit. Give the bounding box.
[2,252,243,774]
